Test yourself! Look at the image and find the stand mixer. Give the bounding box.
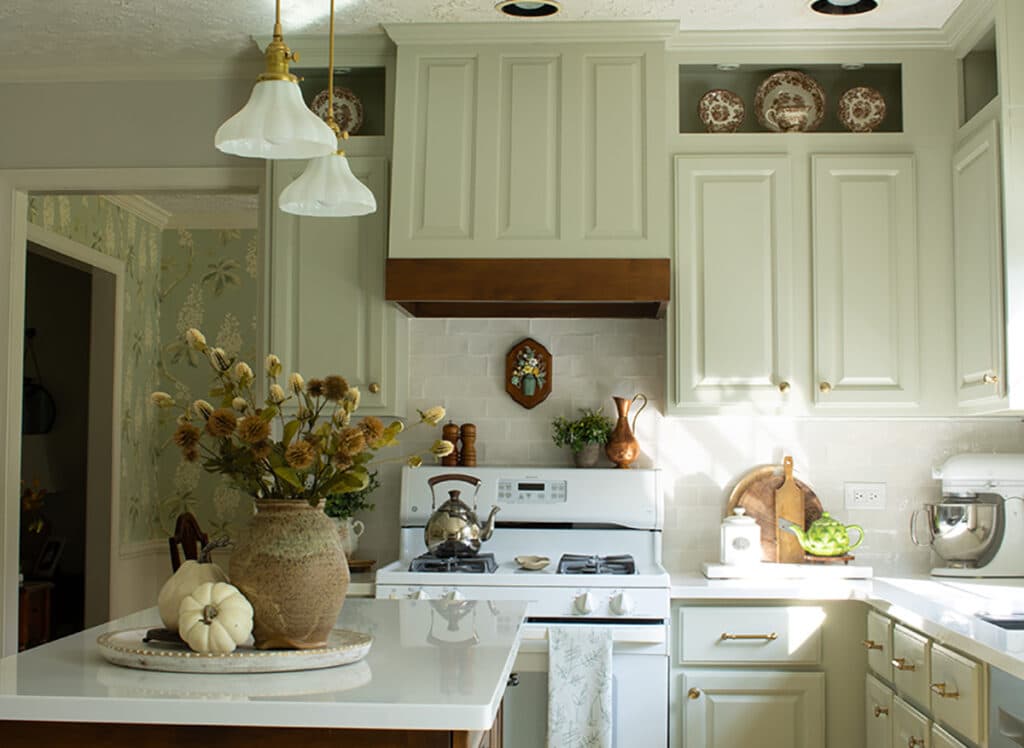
[913,454,1024,578]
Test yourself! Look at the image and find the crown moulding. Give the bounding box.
[384,20,680,46]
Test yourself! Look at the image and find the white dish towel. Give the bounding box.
[546,625,613,748]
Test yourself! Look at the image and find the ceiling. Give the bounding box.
[1,1,965,73]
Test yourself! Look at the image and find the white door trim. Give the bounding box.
[0,167,263,657]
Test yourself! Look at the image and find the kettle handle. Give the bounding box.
[428,473,483,510]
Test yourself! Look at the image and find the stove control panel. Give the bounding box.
[497,478,568,504]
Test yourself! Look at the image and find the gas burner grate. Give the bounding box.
[556,554,636,575]
[409,553,497,574]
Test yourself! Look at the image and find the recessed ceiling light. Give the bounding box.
[495,1,562,18]
[811,0,878,16]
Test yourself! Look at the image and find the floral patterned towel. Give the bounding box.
[547,626,613,748]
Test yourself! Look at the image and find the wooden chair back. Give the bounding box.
[168,512,209,572]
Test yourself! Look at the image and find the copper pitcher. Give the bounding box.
[605,393,648,469]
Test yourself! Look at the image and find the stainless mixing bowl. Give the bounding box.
[912,502,1000,563]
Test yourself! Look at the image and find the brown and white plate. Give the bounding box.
[754,70,826,132]
[838,86,886,132]
[311,87,364,135]
[698,89,745,133]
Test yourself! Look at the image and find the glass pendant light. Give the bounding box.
[279,0,377,217]
[215,0,336,160]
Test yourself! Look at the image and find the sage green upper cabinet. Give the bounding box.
[672,154,796,409]
[811,154,920,410]
[952,119,1006,410]
[385,23,673,259]
[266,158,407,416]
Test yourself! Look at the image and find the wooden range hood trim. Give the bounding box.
[385,258,670,319]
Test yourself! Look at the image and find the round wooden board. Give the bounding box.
[726,465,824,562]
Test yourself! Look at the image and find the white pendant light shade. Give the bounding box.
[279,152,377,217]
[215,79,337,160]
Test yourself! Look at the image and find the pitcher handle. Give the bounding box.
[846,525,864,552]
[910,508,932,546]
[630,393,648,435]
[351,519,365,537]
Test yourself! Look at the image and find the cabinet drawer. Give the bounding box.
[866,610,894,681]
[893,624,932,709]
[931,724,968,748]
[678,606,823,665]
[893,695,931,748]
[930,643,983,745]
[866,674,894,748]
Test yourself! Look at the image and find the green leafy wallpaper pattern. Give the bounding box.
[27,195,164,545]
[156,228,259,541]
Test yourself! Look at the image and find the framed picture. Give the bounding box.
[33,536,65,578]
[505,338,552,409]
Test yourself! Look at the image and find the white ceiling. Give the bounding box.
[0,1,965,72]
[141,193,258,218]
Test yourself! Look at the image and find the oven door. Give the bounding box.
[503,622,668,748]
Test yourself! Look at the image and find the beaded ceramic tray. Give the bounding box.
[96,627,372,674]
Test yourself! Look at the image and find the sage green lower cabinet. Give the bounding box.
[867,674,895,748]
[894,695,931,748]
[266,158,408,416]
[932,724,969,748]
[681,669,825,748]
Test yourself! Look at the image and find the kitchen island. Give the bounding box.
[0,598,527,748]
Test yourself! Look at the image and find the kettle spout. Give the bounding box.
[480,506,501,541]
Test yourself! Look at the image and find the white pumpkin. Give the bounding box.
[157,559,228,631]
[178,581,254,654]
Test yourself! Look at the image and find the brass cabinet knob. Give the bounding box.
[862,639,883,651]
[930,682,959,699]
[688,688,701,700]
[819,381,833,394]
[984,373,1000,385]
[368,382,381,394]
[891,657,916,672]
[874,705,889,718]
[778,381,791,393]
[909,737,925,748]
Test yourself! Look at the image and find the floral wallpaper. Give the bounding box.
[157,228,259,541]
[27,195,164,545]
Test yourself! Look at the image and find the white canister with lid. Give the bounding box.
[720,508,762,565]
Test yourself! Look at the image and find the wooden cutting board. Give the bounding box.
[775,456,806,564]
[726,462,823,562]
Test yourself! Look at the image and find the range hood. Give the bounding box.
[385,258,670,319]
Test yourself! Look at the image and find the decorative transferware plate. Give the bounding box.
[311,87,364,135]
[838,86,886,132]
[97,627,372,674]
[754,70,826,132]
[698,89,745,133]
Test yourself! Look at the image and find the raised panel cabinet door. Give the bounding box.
[893,695,931,748]
[866,674,895,748]
[812,154,920,408]
[953,119,1007,409]
[681,669,825,748]
[671,154,796,411]
[390,49,478,256]
[929,643,983,745]
[865,610,894,681]
[892,624,932,709]
[268,158,407,416]
[930,725,968,748]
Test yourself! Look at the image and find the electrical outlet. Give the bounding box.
[844,482,887,510]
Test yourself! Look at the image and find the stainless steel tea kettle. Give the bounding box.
[424,474,500,557]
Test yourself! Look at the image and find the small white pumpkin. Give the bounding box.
[157,559,228,632]
[178,581,254,654]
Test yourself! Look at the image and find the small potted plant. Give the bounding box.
[325,471,381,558]
[551,408,614,468]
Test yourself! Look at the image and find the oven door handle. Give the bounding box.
[520,626,667,645]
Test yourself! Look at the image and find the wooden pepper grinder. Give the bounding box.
[459,423,477,467]
[441,421,460,467]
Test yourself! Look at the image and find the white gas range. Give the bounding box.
[376,466,670,748]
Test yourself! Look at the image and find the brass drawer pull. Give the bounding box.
[720,632,778,641]
[909,738,925,748]
[874,705,889,718]
[862,639,884,651]
[984,373,999,385]
[930,682,960,699]
[892,657,916,672]
[688,688,701,700]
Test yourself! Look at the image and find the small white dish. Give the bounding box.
[515,555,551,571]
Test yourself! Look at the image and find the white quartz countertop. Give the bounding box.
[0,598,527,731]
[670,569,1024,679]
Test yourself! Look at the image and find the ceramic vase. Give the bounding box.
[573,443,601,468]
[605,393,648,469]
[229,499,349,649]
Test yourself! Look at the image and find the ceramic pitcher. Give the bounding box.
[605,393,648,469]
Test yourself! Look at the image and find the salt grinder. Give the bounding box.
[459,423,477,467]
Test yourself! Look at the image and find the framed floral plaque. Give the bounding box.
[505,338,552,409]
